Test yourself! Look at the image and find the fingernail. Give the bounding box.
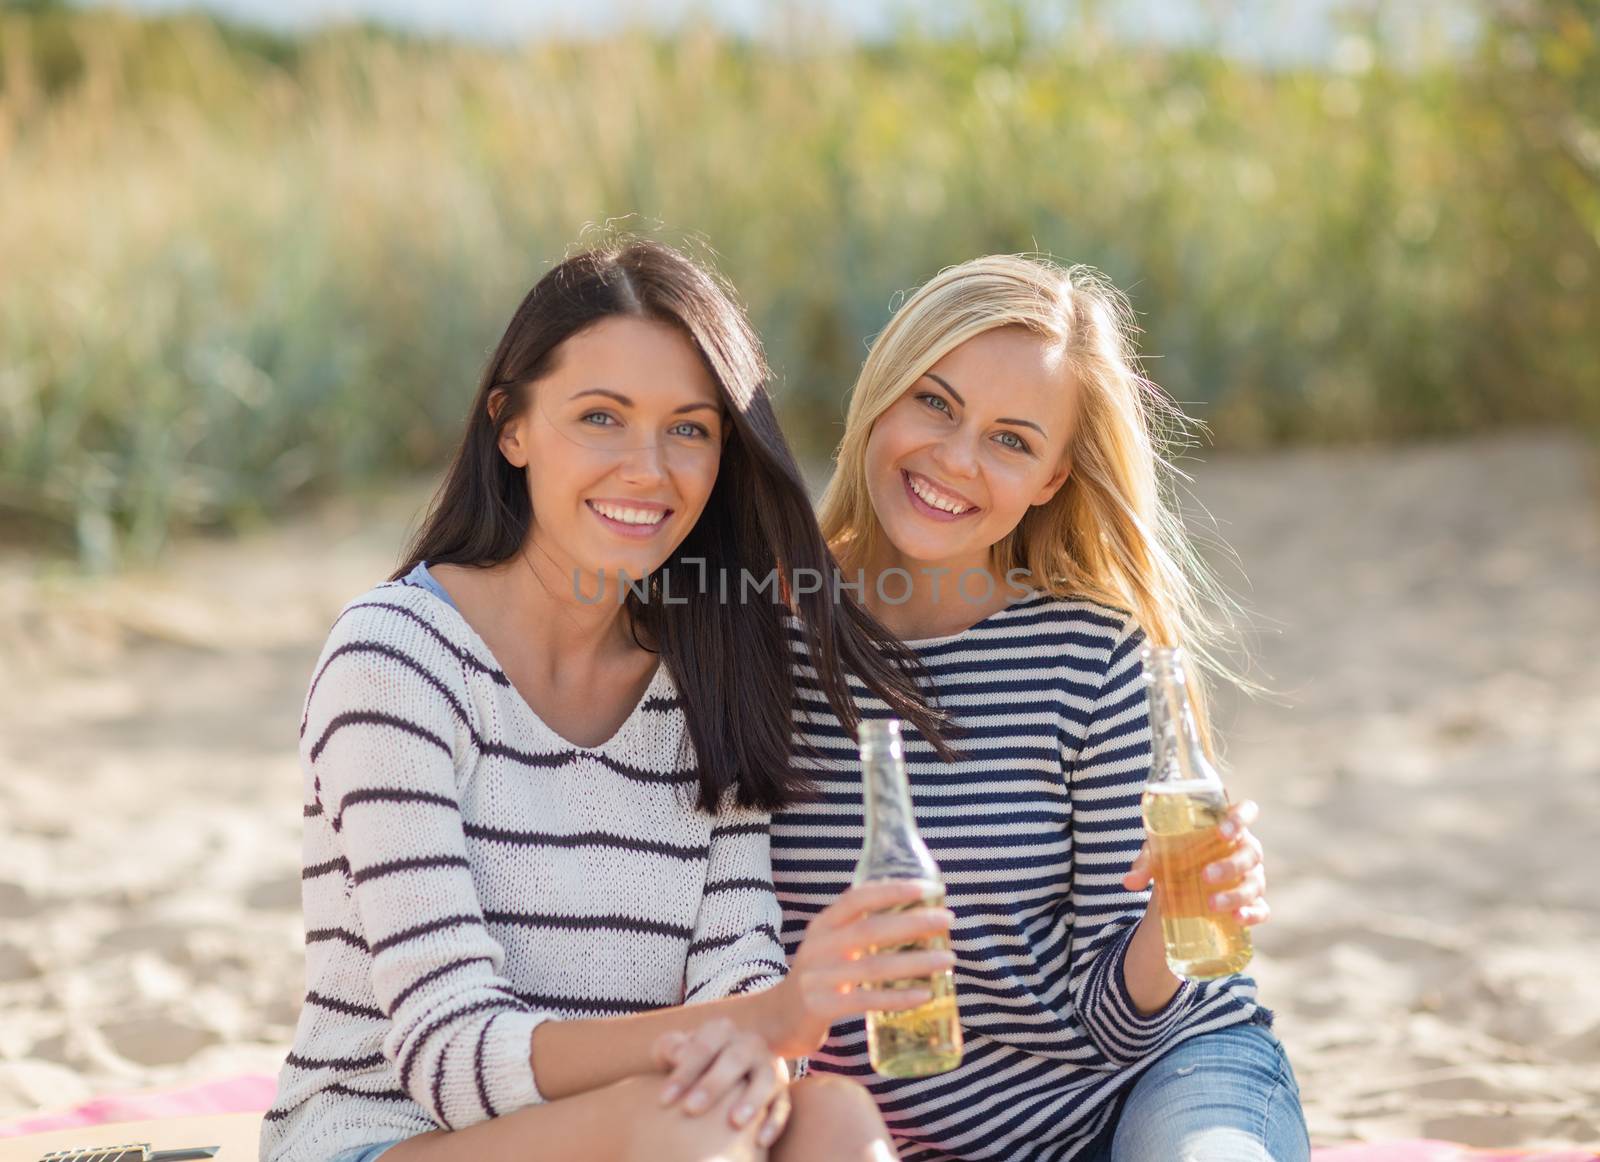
[660,1084,680,1105]
[685,1092,708,1114]
[1211,894,1227,910]
[1220,820,1237,838]
[1204,866,1221,882]
[759,1126,780,1146]
[734,1105,754,1126]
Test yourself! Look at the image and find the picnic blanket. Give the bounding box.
[0,1075,1593,1160]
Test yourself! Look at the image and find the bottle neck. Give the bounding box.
[1143,649,1217,786]
[857,729,938,882]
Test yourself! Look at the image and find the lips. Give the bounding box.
[586,498,674,539]
[902,470,980,521]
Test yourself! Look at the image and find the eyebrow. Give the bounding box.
[922,373,1048,438]
[572,388,720,416]
[923,373,965,407]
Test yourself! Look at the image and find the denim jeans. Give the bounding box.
[326,1139,404,1162]
[1078,1021,1311,1162]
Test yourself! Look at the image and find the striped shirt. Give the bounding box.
[772,592,1269,1162]
[261,570,786,1162]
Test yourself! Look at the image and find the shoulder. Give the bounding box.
[1016,593,1143,651]
[941,593,1148,707]
[307,580,493,708]
[947,591,1141,658]
[324,580,474,656]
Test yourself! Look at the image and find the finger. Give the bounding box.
[1236,899,1272,926]
[805,906,953,966]
[1203,844,1261,887]
[822,985,934,1016]
[729,1053,783,1129]
[652,1029,689,1070]
[834,948,955,991]
[850,907,955,951]
[1209,868,1267,914]
[660,1020,736,1105]
[813,880,940,931]
[682,1040,762,1116]
[1221,799,1260,838]
[757,1087,792,1147]
[1123,844,1152,889]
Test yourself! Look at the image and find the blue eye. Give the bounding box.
[994,430,1031,453]
[669,421,712,439]
[580,411,618,427]
[917,392,954,416]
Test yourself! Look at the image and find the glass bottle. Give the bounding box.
[1140,646,1254,979]
[852,718,963,1076]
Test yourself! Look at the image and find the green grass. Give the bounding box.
[0,1,1595,563]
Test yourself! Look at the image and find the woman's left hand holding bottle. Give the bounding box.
[1123,798,1272,926]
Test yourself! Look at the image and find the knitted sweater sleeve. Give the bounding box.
[1062,618,1200,1066]
[683,806,788,1004]
[300,605,553,1129]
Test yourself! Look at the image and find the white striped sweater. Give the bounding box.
[260,577,786,1162]
[772,592,1269,1162]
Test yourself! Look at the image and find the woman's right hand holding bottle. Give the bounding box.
[766,878,955,1058]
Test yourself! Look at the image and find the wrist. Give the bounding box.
[1128,910,1183,1007]
[758,978,814,1058]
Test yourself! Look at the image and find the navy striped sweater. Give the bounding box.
[772,592,1268,1162]
[261,576,786,1162]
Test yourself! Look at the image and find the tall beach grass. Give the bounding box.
[1,1,1595,563]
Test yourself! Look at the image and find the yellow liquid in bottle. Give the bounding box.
[863,893,963,1077]
[1142,785,1253,980]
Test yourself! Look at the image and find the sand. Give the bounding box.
[0,430,1596,1149]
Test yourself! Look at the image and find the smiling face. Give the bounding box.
[864,325,1079,570]
[497,314,725,580]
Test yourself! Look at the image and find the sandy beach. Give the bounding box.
[1,430,1596,1149]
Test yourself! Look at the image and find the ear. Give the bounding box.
[1030,452,1072,507]
[486,387,509,424]
[490,390,531,469]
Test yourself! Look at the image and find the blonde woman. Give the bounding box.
[771,255,1310,1161]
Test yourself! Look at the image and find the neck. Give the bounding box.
[492,538,641,663]
[856,535,1019,642]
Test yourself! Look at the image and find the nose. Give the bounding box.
[617,438,668,487]
[930,429,980,481]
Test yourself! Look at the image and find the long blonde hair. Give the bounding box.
[819,254,1249,750]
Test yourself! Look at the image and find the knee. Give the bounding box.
[789,1074,880,1121]
[610,1075,763,1162]
[1110,1027,1308,1162]
[784,1074,891,1152]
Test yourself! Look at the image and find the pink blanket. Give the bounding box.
[0,1076,1593,1160]
[1313,1147,1596,1162]
[0,1076,277,1137]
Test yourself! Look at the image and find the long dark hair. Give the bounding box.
[397,239,950,812]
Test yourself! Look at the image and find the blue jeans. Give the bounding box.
[1079,1022,1311,1161]
[327,1140,404,1162]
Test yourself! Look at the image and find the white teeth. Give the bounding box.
[909,474,971,515]
[592,502,666,526]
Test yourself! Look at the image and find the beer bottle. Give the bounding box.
[853,718,963,1077]
[1140,646,1253,979]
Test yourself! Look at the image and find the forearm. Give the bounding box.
[1122,898,1184,1016]
[528,981,796,1100]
